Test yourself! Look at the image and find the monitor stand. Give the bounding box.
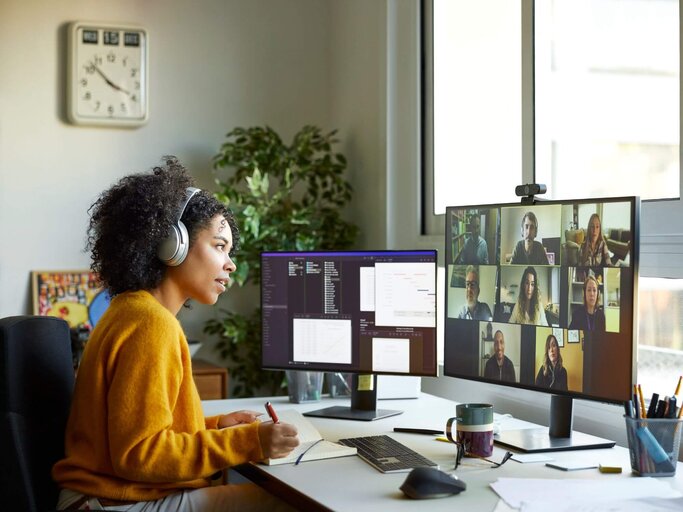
[304,374,403,421]
[494,395,616,453]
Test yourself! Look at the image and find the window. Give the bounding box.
[535,0,679,201]
[431,0,522,212]
[425,0,683,390]
[638,277,683,394]
[427,0,679,214]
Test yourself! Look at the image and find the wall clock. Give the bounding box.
[67,21,148,127]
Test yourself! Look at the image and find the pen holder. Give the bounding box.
[624,416,682,477]
[286,370,323,403]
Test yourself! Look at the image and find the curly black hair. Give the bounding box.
[87,156,239,296]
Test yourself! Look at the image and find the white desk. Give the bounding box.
[203,393,683,511]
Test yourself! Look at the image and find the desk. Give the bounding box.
[203,393,683,511]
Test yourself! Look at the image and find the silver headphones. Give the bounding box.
[157,187,201,266]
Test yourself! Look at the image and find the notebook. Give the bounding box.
[262,409,357,466]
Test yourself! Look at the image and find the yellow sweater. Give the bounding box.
[53,290,263,501]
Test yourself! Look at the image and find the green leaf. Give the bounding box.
[232,261,249,287]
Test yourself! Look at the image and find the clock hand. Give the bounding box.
[91,62,131,95]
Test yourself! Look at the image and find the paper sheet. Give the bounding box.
[522,497,683,512]
[510,453,554,463]
[490,477,682,509]
[492,499,517,512]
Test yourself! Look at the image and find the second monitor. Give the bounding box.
[445,196,639,451]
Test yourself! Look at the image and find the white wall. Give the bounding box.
[328,1,387,250]
[0,0,336,360]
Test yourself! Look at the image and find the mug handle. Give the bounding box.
[446,417,458,443]
[446,417,465,469]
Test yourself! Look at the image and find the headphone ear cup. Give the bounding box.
[158,187,200,267]
[157,221,189,266]
[157,225,181,265]
[171,221,190,266]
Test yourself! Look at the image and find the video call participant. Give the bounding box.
[579,213,612,267]
[510,211,549,265]
[534,334,568,391]
[483,330,516,382]
[456,265,493,321]
[456,215,489,264]
[569,274,606,332]
[509,266,548,326]
[53,158,299,511]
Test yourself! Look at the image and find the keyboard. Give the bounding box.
[338,434,438,473]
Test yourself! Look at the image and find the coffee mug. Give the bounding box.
[446,403,494,457]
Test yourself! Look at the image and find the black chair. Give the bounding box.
[0,315,74,512]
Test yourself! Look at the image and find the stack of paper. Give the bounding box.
[491,477,683,512]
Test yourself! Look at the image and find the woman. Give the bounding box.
[53,158,299,511]
[579,213,612,267]
[509,266,548,326]
[534,334,568,390]
[569,274,606,332]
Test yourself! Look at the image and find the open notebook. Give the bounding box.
[262,409,357,466]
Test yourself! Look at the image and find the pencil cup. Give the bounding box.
[624,416,682,477]
[286,371,323,403]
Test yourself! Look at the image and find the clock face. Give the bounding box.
[67,22,148,127]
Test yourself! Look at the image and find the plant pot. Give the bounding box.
[286,370,323,403]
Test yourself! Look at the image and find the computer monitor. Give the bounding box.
[261,250,438,421]
[444,197,639,452]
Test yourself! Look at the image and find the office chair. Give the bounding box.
[0,315,74,512]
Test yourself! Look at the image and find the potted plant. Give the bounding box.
[204,125,359,397]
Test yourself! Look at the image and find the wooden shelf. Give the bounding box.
[192,359,229,400]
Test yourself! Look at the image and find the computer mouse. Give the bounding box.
[399,466,467,499]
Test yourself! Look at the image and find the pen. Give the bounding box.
[667,396,677,419]
[623,399,633,418]
[655,399,667,419]
[675,375,682,397]
[632,385,639,417]
[265,401,279,423]
[637,384,646,419]
[393,427,443,436]
[646,393,659,419]
[633,393,640,419]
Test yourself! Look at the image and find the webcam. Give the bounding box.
[515,184,547,197]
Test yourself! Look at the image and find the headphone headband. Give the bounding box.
[177,187,200,223]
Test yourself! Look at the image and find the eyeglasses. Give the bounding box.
[453,443,513,470]
[485,450,513,468]
[465,281,478,289]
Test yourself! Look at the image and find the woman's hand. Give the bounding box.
[258,421,300,459]
[217,410,262,428]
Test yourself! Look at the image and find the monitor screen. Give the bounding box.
[444,197,639,451]
[261,250,438,420]
[262,250,437,375]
